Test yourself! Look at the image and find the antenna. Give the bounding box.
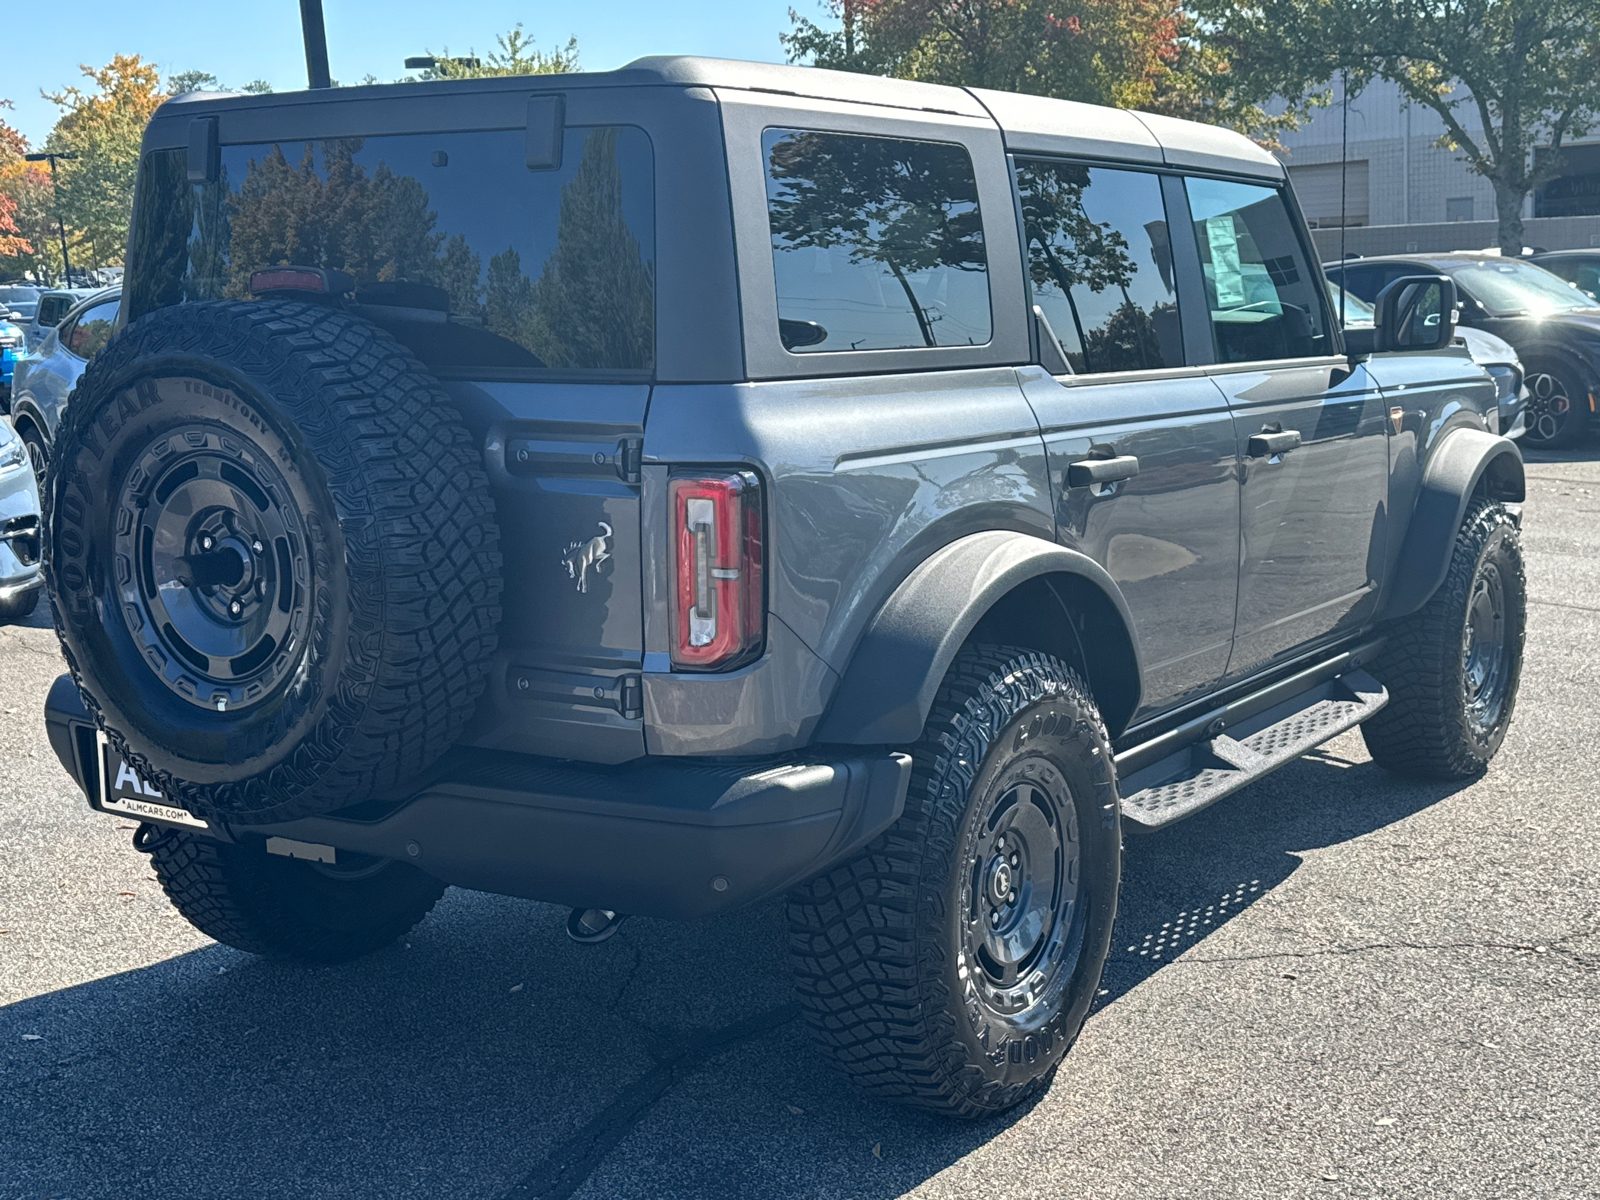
[300,0,332,89]
[1339,68,1350,317]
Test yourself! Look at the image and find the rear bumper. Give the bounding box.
[45,674,912,920]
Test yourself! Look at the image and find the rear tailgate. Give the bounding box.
[448,380,648,763]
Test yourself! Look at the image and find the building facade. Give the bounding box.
[1275,76,1600,256]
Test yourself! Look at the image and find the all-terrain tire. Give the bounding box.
[145,827,445,963]
[1362,499,1525,778]
[47,300,502,824]
[787,645,1121,1118]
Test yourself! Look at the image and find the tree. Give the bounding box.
[783,0,1302,142]
[419,24,578,78]
[1196,0,1600,253]
[0,102,32,261]
[42,55,166,269]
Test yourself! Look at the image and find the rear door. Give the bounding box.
[1015,159,1241,719]
[1178,176,1391,681]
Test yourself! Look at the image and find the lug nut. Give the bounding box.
[1008,890,1017,903]
[990,911,1001,926]
[256,580,268,598]
[229,600,243,617]
[200,535,214,551]
[252,540,264,553]
[1009,853,1020,867]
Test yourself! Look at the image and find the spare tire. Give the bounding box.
[47,300,502,824]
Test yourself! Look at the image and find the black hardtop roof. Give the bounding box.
[153,54,1280,178]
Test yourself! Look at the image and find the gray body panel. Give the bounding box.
[1211,357,1389,681]
[1019,365,1239,718]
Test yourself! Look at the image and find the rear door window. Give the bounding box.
[1183,177,1333,362]
[1015,160,1182,373]
[127,127,656,374]
[761,128,991,353]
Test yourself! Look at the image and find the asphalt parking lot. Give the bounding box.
[2,446,1597,1200]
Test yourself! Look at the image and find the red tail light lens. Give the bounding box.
[669,471,764,671]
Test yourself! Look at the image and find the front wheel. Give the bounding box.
[787,645,1121,1118]
[1362,499,1525,778]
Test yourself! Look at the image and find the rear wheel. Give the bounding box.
[1521,361,1590,447]
[1362,499,1525,778]
[145,827,445,963]
[787,645,1121,1117]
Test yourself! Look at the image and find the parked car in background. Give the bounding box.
[1329,278,1526,437]
[9,287,120,481]
[0,284,42,322]
[0,309,25,410]
[1527,250,1600,303]
[22,288,98,353]
[1326,252,1600,446]
[0,417,42,621]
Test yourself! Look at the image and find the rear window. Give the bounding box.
[126,126,655,374]
[761,128,991,353]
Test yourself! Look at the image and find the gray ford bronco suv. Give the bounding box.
[42,58,1526,1117]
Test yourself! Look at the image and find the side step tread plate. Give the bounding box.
[1119,670,1387,829]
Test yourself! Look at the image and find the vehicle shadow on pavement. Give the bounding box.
[0,747,1467,1200]
[1102,744,1473,1010]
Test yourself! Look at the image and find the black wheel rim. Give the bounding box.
[1525,371,1574,443]
[113,421,312,713]
[1462,559,1510,731]
[960,768,1081,1018]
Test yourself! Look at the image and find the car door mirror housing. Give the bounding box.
[1374,274,1457,352]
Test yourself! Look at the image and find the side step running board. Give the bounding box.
[1116,669,1388,829]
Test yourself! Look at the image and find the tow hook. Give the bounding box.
[566,907,629,944]
[130,822,176,854]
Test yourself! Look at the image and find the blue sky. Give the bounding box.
[4,0,809,145]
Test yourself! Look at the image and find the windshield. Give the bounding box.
[1326,279,1375,324]
[1445,258,1598,316]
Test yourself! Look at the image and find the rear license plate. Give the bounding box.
[96,732,207,829]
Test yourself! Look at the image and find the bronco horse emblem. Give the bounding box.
[562,521,613,593]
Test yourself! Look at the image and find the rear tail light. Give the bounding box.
[669,471,764,671]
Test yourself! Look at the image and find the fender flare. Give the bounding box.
[1379,428,1524,621]
[814,530,1143,744]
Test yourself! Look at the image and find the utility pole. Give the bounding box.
[23,150,77,287]
[300,0,332,89]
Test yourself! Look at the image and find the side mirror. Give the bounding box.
[1373,274,1457,352]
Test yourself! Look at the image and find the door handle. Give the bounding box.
[1067,455,1140,488]
[1247,430,1302,458]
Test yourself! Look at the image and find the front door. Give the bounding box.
[1015,159,1241,720]
[1179,176,1391,681]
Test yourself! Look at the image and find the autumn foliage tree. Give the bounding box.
[0,102,32,260]
[783,0,1300,141]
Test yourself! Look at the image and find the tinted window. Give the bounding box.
[762,128,990,352]
[126,127,655,373]
[1184,178,1331,362]
[38,297,65,327]
[67,298,120,359]
[1016,160,1181,373]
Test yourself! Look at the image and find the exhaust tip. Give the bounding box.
[566,907,628,944]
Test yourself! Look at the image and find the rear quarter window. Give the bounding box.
[761,128,991,353]
[126,127,656,375]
